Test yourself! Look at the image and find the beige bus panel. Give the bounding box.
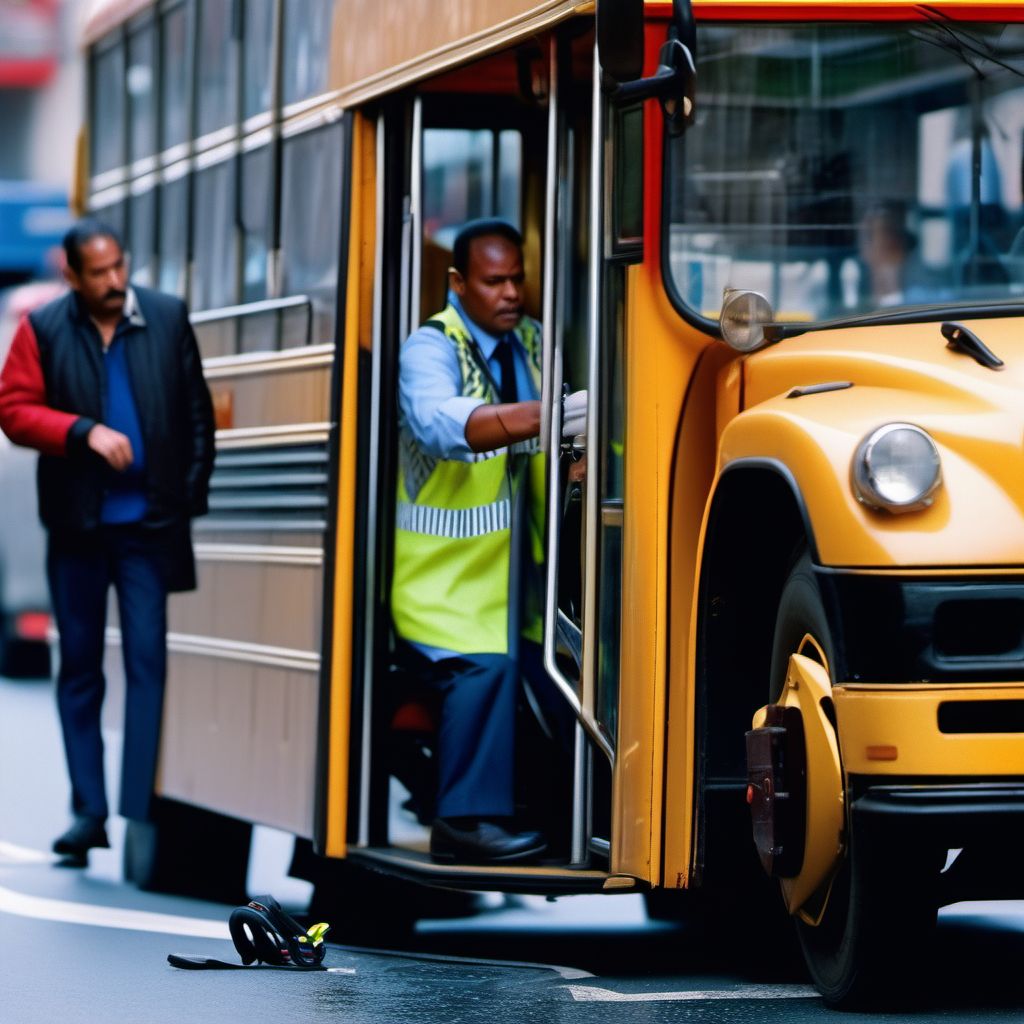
[156,546,325,833]
[159,654,318,836]
[330,1,592,106]
[171,561,322,653]
[152,347,332,834]
[98,556,322,836]
[204,360,333,432]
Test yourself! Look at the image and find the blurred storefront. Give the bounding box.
[0,0,80,284]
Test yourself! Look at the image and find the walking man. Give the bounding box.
[0,219,214,866]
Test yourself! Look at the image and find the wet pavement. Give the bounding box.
[3,674,1024,1023]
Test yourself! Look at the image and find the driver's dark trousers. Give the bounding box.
[401,640,575,821]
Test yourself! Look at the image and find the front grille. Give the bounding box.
[938,700,1024,734]
[817,570,1024,684]
[934,599,1024,660]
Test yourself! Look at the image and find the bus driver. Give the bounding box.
[392,219,576,865]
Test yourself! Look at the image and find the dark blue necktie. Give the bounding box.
[494,336,518,404]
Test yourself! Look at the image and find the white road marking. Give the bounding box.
[0,838,231,938]
[566,984,818,1002]
[0,881,231,938]
[0,840,57,865]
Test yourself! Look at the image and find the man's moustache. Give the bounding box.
[103,289,127,301]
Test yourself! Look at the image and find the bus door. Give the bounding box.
[348,28,628,874]
[538,25,637,869]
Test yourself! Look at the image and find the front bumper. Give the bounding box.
[851,781,1024,899]
[852,782,1024,846]
[834,684,1024,776]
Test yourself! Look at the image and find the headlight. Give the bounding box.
[851,423,942,513]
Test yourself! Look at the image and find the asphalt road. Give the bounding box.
[3,673,1024,1023]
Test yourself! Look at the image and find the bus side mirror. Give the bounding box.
[597,0,697,135]
[596,0,646,83]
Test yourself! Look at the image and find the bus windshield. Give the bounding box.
[665,21,1024,326]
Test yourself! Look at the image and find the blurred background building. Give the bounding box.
[0,0,79,286]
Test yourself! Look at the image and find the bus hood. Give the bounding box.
[731,314,1024,566]
[743,315,1024,419]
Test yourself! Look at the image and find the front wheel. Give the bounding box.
[769,549,938,1009]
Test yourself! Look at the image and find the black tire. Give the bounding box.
[771,548,937,1010]
[123,797,252,904]
[643,888,689,923]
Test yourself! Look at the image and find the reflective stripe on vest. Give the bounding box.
[392,304,544,655]
[396,496,511,538]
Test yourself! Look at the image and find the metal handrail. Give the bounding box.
[190,293,311,324]
[541,40,583,717]
[190,294,314,349]
[582,50,614,763]
[541,40,616,774]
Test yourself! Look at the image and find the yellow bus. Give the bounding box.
[80,0,1024,1006]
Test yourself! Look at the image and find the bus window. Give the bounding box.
[424,130,496,243]
[90,193,126,244]
[160,1,193,152]
[281,0,334,108]
[158,169,188,298]
[280,119,344,344]
[90,35,125,177]
[128,182,156,287]
[196,0,239,138]
[242,0,275,121]
[126,18,157,165]
[192,154,238,311]
[240,142,274,305]
[421,127,523,321]
[497,131,523,227]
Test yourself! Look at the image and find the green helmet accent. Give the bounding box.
[392,304,545,655]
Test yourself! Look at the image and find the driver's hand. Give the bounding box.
[562,389,588,440]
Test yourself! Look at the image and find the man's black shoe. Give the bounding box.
[430,818,547,864]
[52,816,110,858]
[54,851,89,869]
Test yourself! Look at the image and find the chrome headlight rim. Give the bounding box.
[851,422,942,514]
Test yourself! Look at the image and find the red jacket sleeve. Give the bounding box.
[0,315,82,457]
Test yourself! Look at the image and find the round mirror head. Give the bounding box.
[719,289,774,353]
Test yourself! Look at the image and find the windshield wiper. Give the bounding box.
[913,6,1024,80]
[763,300,1024,342]
[941,321,1004,369]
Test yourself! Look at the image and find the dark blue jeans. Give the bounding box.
[47,526,168,822]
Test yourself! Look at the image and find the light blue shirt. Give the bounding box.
[398,292,539,462]
[398,293,541,661]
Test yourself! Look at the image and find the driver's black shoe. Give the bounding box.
[52,816,109,860]
[430,818,547,864]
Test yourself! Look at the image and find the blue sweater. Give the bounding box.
[100,335,147,524]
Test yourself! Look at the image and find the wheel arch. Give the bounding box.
[692,459,816,883]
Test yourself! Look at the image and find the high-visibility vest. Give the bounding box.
[392,303,546,655]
